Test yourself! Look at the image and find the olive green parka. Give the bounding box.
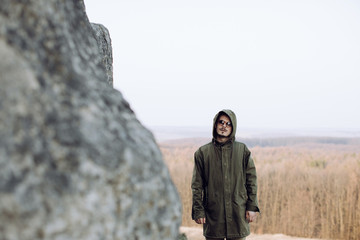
[191,109,260,239]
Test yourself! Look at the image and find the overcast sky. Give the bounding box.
[84,0,360,131]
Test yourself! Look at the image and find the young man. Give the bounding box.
[191,109,260,240]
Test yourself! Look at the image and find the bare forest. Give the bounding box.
[160,137,360,240]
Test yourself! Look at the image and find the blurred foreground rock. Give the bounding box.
[0,0,181,239]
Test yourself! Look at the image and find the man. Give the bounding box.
[191,109,260,240]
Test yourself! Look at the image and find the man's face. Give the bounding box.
[215,114,232,138]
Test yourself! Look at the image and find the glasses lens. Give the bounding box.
[218,120,231,126]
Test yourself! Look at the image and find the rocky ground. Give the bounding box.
[180,227,323,240]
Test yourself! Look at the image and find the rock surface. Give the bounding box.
[0,1,181,239]
[91,23,113,86]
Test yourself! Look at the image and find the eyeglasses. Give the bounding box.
[217,120,232,127]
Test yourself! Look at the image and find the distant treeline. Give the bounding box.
[160,137,360,149]
[239,137,360,147]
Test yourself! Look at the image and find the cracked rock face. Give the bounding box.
[0,1,181,240]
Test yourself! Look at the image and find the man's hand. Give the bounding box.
[246,211,257,223]
[195,218,206,224]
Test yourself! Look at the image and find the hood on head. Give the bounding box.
[212,109,237,140]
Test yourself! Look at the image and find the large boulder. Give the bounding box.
[0,1,181,240]
[91,23,113,86]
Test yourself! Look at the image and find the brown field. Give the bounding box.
[179,226,324,240]
[160,137,360,240]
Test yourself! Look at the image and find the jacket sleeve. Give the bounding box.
[191,150,206,220]
[245,147,260,212]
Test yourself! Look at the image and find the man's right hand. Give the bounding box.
[195,218,206,224]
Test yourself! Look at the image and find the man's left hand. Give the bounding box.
[246,211,257,223]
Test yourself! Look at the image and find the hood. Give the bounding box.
[212,109,237,140]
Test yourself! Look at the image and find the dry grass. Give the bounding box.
[180,226,324,240]
[160,137,360,240]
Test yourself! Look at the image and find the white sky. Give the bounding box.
[84,0,360,130]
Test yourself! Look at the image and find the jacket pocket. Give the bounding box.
[206,192,220,221]
[233,191,247,207]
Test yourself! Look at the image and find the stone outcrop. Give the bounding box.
[0,1,181,240]
[91,23,113,86]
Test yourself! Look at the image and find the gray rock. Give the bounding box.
[91,23,113,86]
[0,1,181,240]
[177,233,188,240]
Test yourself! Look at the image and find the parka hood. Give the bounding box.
[212,109,237,140]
